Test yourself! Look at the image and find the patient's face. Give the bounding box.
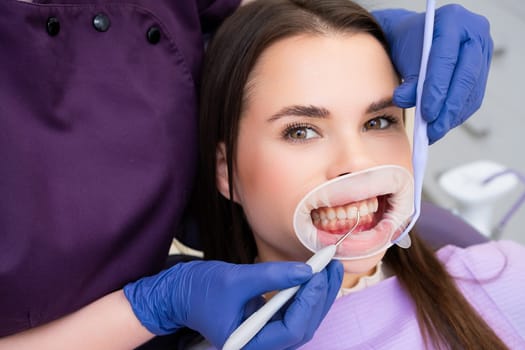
[220,33,412,279]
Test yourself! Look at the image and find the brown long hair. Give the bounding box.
[196,0,508,348]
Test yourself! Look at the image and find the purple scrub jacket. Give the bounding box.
[0,0,239,336]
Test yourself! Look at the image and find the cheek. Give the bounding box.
[233,140,301,232]
[235,145,296,201]
[392,140,412,170]
[234,127,320,205]
[368,136,412,171]
[233,135,322,259]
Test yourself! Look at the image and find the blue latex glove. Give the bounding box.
[124,259,343,349]
[373,4,493,143]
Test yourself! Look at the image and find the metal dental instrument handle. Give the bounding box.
[222,211,361,350]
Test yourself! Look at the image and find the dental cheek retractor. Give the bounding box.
[222,212,361,350]
[293,165,414,260]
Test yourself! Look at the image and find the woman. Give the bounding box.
[196,0,524,348]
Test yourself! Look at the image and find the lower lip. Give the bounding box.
[316,219,398,257]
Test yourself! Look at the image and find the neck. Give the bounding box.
[341,265,378,289]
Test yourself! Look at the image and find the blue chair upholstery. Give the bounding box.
[416,201,488,250]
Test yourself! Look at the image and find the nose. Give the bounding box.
[326,137,378,180]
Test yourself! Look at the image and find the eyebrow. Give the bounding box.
[366,97,395,113]
[268,105,329,121]
[268,97,395,121]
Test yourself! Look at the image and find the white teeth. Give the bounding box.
[346,206,358,219]
[369,197,378,213]
[310,197,379,225]
[359,203,369,216]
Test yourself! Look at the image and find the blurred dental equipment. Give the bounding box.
[222,212,361,350]
[439,160,524,239]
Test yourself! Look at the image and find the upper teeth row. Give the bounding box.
[311,197,378,221]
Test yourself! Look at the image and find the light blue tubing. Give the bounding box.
[393,0,435,249]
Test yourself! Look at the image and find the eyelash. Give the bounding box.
[281,122,320,142]
[363,114,399,130]
[281,114,400,142]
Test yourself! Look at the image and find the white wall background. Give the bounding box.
[365,0,525,245]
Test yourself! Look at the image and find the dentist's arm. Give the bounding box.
[1,260,343,350]
[0,290,153,350]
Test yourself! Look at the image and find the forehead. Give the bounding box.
[244,33,398,114]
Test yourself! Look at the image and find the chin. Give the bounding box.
[340,251,386,275]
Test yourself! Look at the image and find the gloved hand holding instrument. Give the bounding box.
[124,259,343,349]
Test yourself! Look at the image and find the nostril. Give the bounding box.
[338,172,351,177]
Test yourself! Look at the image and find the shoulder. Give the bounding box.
[436,240,525,279]
[198,0,241,32]
[437,241,525,344]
